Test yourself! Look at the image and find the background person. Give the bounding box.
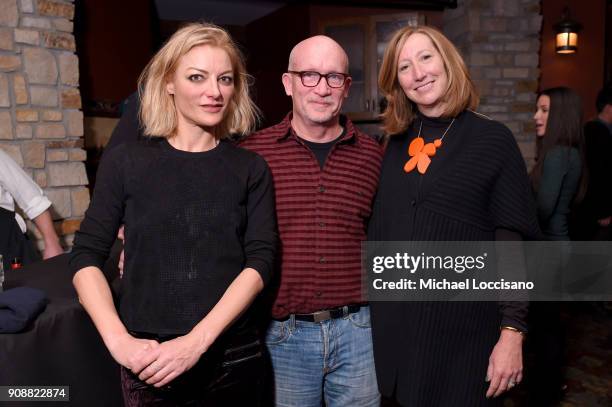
[528,86,586,406]
[0,149,63,270]
[369,25,539,406]
[70,23,277,406]
[574,83,612,240]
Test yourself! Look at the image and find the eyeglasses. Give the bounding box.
[288,71,349,88]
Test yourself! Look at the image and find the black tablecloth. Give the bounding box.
[0,252,123,406]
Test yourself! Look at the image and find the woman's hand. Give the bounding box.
[138,332,209,387]
[105,331,160,373]
[485,329,524,398]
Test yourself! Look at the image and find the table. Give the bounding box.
[0,250,123,406]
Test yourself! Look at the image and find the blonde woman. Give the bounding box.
[368,26,539,406]
[70,23,277,406]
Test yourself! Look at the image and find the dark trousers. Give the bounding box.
[121,327,267,407]
[0,207,40,270]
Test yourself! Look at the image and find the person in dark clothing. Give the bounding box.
[369,26,539,406]
[531,87,586,241]
[528,87,586,406]
[70,23,277,406]
[574,84,612,240]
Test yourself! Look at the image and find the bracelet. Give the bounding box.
[500,325,525,336]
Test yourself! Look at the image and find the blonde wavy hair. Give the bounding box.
[138,22,259,138]
[378,25,479,135]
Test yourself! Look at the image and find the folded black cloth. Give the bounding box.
[0,287,48,333]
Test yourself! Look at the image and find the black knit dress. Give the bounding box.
[368,110,540,406]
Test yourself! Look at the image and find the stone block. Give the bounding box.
[505,41,531,52]
[484,68,501,79]
[473,79,492,94]
[34,169,46,187]
[41,31,75,51]
[492,0,519,16]
[16,124,32,138]
[516,80,538,93]
[46,139,82,148]
[30,86,58,106]
[65,109,83,136]
[20,16,52,29]
[0,74,8,107]
[479,105,508,113]
[512,102,534,113]
[0,55,21,71]
[47,162,87,186]
[496,54,513,65]
[24,47,58,85]
[16,109,39,122]
[506,122,520,134]
[36,123,65,138]
[518,141,536,160]
[515,93,534,102]
[13,74,28,104]
[20,0,34,13]
[42,109,62,121]
[503,68,529,79]
[515,53,539,67]
[0,0,19,27]
[71,186,90,216]
[530,15,543,31]
[0,28,13,50]
[21,140,45,167]
[45,187,71,218]
[482,17,507,32]
[14,29,39,45]
[52,18,73,32]
[0,143,22,165]
[491,87,511,97]
[0,111,13,139]
[68,147,85,161]
[58,52,78,86]
[470,52,495,66]
[37,0,74,18]
[61,88,80,108]
[47,148,67,161]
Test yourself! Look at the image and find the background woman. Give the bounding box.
[528,86,585,406]
[369,26,539,406]
[532,87,586,241]
[70,23,277,406]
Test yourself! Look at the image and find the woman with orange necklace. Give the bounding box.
[368,26,540,406]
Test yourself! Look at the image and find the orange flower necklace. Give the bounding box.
[404,118,456,174]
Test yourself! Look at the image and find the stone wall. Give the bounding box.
[443,0,542,167]
[0,0,88,250]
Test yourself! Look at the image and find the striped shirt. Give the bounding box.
[239,113,383,319]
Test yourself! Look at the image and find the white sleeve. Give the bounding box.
[0,149,52,220]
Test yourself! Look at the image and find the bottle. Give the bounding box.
[0,254,4,293]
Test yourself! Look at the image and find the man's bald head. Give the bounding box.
[288,35,349,73]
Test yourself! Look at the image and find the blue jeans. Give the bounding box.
[265,306,380,407]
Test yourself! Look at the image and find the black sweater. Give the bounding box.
[70,138,277,335]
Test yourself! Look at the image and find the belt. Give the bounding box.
[281,304,363,323]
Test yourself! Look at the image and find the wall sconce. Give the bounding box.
[554,7,582,54]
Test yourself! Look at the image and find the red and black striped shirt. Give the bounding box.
[239,113,383,319]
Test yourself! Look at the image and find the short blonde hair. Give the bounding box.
[378,25,479,135]
[138,22,259,138]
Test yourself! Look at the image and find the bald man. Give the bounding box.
[240,36,382,406]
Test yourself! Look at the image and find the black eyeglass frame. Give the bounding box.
[287,70,350,88]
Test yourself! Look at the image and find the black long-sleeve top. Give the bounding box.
[70,138,278,335]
